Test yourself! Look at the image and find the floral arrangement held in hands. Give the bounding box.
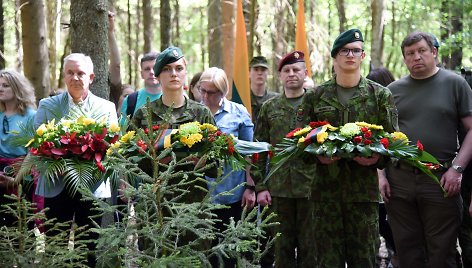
[272,121,442,184]
[21,116,120,195]
[26,116,120,172]
[107,121,248,170]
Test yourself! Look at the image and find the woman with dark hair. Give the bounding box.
[0,69,37,226]
[367,67,395,87]
[188,71,202,102]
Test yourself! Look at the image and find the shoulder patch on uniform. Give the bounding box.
[313,106,336,113]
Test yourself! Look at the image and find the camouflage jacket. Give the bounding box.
[301,75,398,202]
[131,96,215,128]
[251,90,279,124]
[253,91,316,198]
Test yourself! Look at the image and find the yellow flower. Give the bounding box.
[36,124,48,137]
[326,124,338,131]
[76,116,95,126]
[298,137,306,144]
[109,122,120,133]
[120,131,135,143]
[294,127,311,137]
[200,123,218,132]
[46,119,57,131]
[61,119,73,128]
[106,141,121,156]
[317,131,328,144]
[392,131,408,142]
[25,138,34,147]
[355,121,384,130]
[180,133,203,148]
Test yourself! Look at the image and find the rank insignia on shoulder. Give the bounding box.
[314,106,336,113]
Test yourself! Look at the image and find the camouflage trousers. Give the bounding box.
[272,196,316,268]
[312,201,379,268]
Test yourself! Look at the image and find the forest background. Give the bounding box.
[1,0,471,104]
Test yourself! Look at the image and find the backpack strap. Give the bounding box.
[126,91,139,117]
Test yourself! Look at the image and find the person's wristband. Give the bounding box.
[245,184,256,192]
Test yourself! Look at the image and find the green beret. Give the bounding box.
[153,46,184,77]
[278,50,305,71]
[429,33,440,48]
[250,56,269,69]
[331,29,364,57]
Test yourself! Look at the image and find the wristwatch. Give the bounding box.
[245,184,256,192]
[452,164,464,174]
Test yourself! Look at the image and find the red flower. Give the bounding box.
[353,136,363,144]
[216,130,222,136]
[309,121,329,128]
[380,138,389,149]
[252,153,259,163]
[144,128,149,134]
[286,128,302,138]
[227,144,235,155]
[363,139,373,145]
[417,140,424,151]
[152,125,160,131]
[137,139,147,153]
[361,127,369,133]
[363,131,372,139]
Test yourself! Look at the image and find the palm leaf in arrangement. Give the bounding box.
[63,159,103,197]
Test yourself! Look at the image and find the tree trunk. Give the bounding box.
[208,0,222,68]
[20,0,50,100]
[160,0,171,51]
[0,0,4,70]
[15,0,22,70]
[335,0,346,33]
[440,0,463,70]
[142,0,153,53]
[222,0,235,88]
[371,0,385,68]
[70,0,109,99]
[127,0,132,85]
[46,0,61,90]
[248,0,256,59]
[173,0,180,47]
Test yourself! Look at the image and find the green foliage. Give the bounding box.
[0,187,90,267]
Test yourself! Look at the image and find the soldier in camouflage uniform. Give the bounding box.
[253,51,317,267]
[131,46,215,203]
[300,29,398,267]
[249,56,279,124]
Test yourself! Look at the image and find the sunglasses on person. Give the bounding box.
[2,116,8,134]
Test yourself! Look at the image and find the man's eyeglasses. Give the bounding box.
[2,116,8,135]
[198,87,220,96]
[338,48,364,57]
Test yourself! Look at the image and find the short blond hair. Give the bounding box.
[199,67,229,97]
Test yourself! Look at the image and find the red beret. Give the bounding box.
[277,51,305,72]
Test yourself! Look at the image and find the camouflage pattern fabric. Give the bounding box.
[312,202,379,267]
[251,90,279,124]
[272,197,316,267]
[300,75,398,266]
[131,96,215,129]
[301,75,398,202]
[253,92,316,197]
